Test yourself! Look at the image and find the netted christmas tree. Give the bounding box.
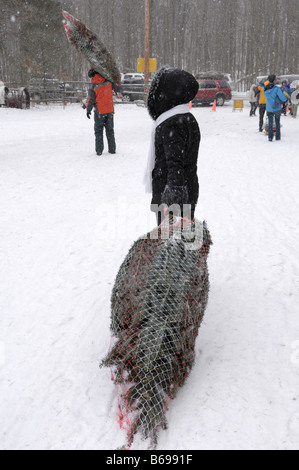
[101,217,212,449]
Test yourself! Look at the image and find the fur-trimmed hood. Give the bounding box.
[147,67,199,120]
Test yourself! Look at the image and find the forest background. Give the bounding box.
[1,0,299,90]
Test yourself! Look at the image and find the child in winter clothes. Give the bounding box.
[290,84,299,118]
[264,75,288,142]
[281,80,291,115]
[144,67,200,226]
[249,84,258,116]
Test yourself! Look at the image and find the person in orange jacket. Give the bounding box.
[87,69,116,156]
[258,78,269,132]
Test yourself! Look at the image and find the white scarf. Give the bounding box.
[143,103,190,193]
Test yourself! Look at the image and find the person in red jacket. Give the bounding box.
[86,69,116,156]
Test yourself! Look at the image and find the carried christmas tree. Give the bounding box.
[101,217,212,448]
[62,11,121,84]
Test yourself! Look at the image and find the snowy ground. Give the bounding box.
[0,102,298,450]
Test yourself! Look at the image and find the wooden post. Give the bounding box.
[144,0,150,96]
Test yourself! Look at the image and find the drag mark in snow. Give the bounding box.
[290,341,299,366]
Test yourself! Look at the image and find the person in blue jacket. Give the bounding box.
[264,75,288,142]
[281,80,291,115]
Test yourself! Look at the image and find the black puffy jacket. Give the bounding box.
[147,67,200,215]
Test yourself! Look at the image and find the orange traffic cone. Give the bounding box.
[212,99,217,112]
[189,101,192,110]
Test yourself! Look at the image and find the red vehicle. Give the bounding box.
[193,79,232,106]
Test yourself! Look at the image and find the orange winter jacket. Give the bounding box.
[87,74,114,115]
[258,80,269,105]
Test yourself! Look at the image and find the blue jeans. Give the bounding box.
[267,110,281,140]
[94,112,116,154]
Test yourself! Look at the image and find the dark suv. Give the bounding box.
[193,79,232,106]
[120,75,145,102]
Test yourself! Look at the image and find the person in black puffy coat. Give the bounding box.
[145,67,200,225]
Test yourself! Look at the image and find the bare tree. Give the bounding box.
[1,0,299,88]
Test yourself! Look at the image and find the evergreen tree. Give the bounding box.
[101,220,212,449]
[19,0,65,81]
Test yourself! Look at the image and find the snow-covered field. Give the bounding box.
[0,102,298,450]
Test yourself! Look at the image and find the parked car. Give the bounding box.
[196,71,234,88]
[193,79,232,106]
[122,73,144,84]
[221,72,235,89]
[120,74,146,102]
[28,78,74,102]
[120,84,145,102]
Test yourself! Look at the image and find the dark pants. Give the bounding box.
[250,102,256,116]
[259,104,266,130]
[267,110,282,140]
[94,112,116,155]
